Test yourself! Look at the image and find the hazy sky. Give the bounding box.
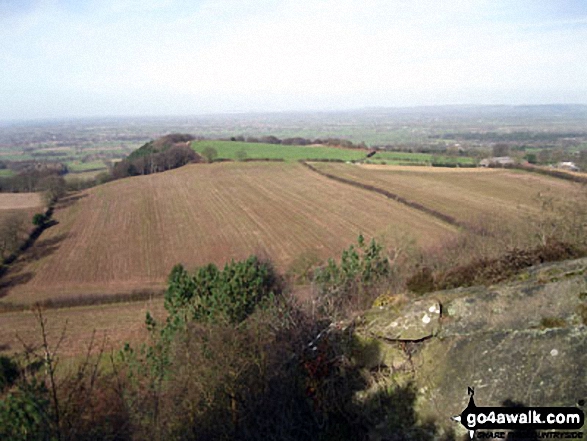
[1,0,587,120]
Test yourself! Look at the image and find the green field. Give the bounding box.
[0,169,15,177]
[192,140,368,162]
[67,160,108,172]
[191,140,478,165]
[0,153,34,161]
[369,151,476,165]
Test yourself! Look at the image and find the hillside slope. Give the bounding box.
[0,162,455,304]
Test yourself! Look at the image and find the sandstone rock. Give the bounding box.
[354,257,587,437]
[361,299,442,341]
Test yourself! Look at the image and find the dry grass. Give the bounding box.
[0,192,43,210]
[313,163,581,228]
[0,162,455,304]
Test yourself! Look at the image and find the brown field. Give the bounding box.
[0,192,42,210]
[0,162,583,357]
[311,163,582,227]
[0,193,43,238]
[0,299,165,356]
[0,162,456,305]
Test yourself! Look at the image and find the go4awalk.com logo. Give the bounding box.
[452,388,585,439]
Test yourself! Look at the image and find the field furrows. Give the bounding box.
[312,163,581,227]
[2,162,455,304]
[0,299,166,356]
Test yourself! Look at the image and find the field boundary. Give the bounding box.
[0,289,165,314]
[68,167,107,174]
[300,161,465,228]
[0,205,54,271]
[510,164,587,184]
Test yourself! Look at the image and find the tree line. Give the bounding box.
[224,134,367,149]
[111,134,200,179]
[0,168,67,196]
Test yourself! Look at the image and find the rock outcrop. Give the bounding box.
[353,257,587,439]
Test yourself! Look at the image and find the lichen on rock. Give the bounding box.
[353,257,587,436]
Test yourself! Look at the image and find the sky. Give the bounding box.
[1,0,587,121]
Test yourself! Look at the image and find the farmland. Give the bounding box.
[0,192,43,229]
[0,169,15,178]
[0,193,42,210]
[369,150,476,165]
[310,162,582,228]
[0,125,584,359]
[0,162,456,306]
[1,161,582,308]
[192,140,369,162]
[190,140,478,166]
[0,299,165,356]
[0,159,583,357]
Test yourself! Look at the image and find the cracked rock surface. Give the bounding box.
[354,257,587,437]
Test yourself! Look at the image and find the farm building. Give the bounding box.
[557,161,580,172]
[479,156,515,167]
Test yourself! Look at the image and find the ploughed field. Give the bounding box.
[0,162,456,305]
[0,192,43,242]
[310,162,581,228]
[0,299,165,356]
[1,162,582,355]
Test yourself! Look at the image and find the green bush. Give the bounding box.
[164,256,278,327]
[0,380,52,441]
[313,235,390,317]
[32,213,47,227]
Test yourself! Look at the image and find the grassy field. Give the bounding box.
[310,163,581,228]
[0,162,455,305]
[66,160,108,172]
[190,140,478,165]
[0,169,15,177]
[64,169,107,182]
[192,140,369,162]
[0,152,34,161]
[368,151,476,165]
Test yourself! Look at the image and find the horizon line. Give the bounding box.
[2,103,587,126]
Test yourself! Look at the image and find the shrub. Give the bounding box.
[286,250,322,283]
[313,235,391,318]
[164,256,278,327]
[0,380,52,441]
[407,239,586,294]
[32,213,47,227]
